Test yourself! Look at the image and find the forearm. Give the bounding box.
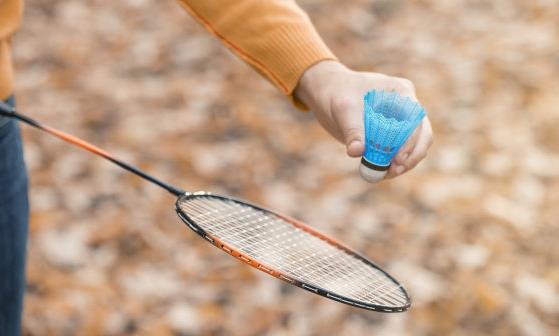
[177,0,337,105]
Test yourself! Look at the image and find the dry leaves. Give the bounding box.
[12,0,559,335]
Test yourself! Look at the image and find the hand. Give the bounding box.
[294,60,433,179]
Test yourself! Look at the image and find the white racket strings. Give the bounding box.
[178,196,409,309]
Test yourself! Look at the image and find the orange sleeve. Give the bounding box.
[177,0,337,109]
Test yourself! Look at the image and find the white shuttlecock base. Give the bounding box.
[359,158,389,183]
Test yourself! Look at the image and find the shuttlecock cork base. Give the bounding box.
[359,157,390,183]
[360,90,426,183]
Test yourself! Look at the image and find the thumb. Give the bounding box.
[333,99,364,158]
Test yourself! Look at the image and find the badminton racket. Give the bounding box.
[0,101,411,312]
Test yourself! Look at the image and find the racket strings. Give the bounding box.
[181,198,406,306]
[184,198,406,306]
[178,196,408,307]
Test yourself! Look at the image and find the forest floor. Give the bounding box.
[13,0,559,335]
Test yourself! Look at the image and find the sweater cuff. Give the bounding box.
[256,24,337,111]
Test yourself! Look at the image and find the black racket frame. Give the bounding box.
[175,192,411,313]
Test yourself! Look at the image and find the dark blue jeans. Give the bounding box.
[0,96,28,336]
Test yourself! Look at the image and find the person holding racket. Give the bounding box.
[0,0,432,334]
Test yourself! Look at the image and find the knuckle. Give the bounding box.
[368,73,390,83]
[399,78,415,89]
[404,156,419,169]
[394,156,405,165]
[402,161,413,170]
[391,77,415,96]
[405,162,417,171]
[403,79,415,90]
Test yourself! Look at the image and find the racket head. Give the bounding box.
[175,192,411,312]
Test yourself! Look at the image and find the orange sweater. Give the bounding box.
[0,0,336,106]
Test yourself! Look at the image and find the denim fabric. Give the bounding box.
[0,95,29,336]
[0,96,11,129]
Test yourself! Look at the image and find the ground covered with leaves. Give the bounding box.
[13,0,559,335]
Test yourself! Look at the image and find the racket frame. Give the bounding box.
[175,192,411,313]
[0,102,412,313]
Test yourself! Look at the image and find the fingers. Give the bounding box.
[385,128,419,179]
[405,118,433,170]
[331,97,365,157]
[392,126,420,166]
[390,77,418,101]
[383,78,429,179]
[385,118,433,179]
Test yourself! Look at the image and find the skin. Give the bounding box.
[294,60,433,180]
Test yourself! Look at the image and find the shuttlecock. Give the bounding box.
[360,90,426,183]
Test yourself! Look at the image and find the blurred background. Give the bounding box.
[13,0,559,335]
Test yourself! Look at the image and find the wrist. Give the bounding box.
[294,60,348,109]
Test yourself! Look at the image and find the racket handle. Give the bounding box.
[0,101,187,197]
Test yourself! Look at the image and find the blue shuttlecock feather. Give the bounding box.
[360,90,426,182]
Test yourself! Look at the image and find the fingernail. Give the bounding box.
[395,166,405,175]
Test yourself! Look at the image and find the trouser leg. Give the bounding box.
[0,95,29,336]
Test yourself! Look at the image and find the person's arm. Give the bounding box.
[177,0,336,108]
[179,0,432,179]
